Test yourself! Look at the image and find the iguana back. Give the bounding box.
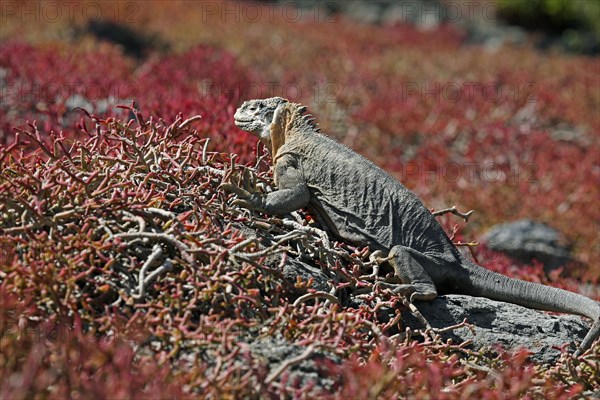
[276,128,458,258]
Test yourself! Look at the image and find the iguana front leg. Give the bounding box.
[222,154,310,215]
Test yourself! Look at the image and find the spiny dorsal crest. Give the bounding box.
[270,102,320,155]
[297,105,321,132]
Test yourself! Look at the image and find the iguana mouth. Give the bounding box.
[234,117,252,127]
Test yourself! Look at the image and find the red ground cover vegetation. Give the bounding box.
[1,1,598,398]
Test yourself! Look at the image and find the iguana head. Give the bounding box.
[234,97,289,143]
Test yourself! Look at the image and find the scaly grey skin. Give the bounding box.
[224,97,600,356]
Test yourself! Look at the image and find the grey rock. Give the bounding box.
[401,294,589,364]
[464,22,527,51]
[64,94,121,115]
[282,259,332,293]
[266,0,447,26]
[64,94,94,112]
[248,336,341,392]
[230,221,332,294]
[483,219,573,271]
[230,218,589,365]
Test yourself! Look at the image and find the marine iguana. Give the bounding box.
[223,96,600,356]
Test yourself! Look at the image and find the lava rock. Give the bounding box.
[248,336,341,393]
[401,294,589,364]
[82,20,168,59]
[483,219,573,271]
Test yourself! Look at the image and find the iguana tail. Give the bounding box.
[461,260,600,355]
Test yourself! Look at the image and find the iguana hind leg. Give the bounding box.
[388,245,438,302]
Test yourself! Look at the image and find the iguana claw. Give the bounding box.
[369,250,392,265]
[220,183,265,211]
[220,183,252,199]
[375,282,437,302]
[232,199,257,209]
